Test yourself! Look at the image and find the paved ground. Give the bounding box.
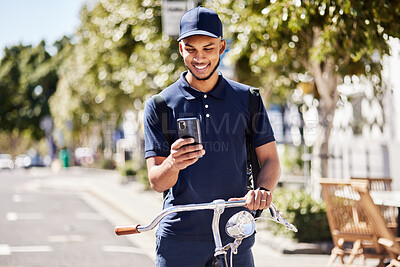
[0,170,153,266]
[28,167,384,267]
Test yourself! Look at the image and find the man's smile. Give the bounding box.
[193,64,210,72]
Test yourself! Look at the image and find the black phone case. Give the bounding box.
[177,118,202,144]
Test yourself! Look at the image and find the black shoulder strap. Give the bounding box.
[246,87,261,190]
[152,94,172,145]
[248,87,260,117]
[247,87,263,218]
[151,94,172,199]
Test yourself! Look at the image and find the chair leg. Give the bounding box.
[377,256,389,267]
[388,259,400,267]
[359,253,365,266]
[327,247,347,267]
[347,240,362,265]
[378,260,387,267]
[327,248,339,267]
[327,255,337,267]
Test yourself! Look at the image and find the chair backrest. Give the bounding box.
[351,177,397,228]
[352,180,400,259]
[319,179,374,245]
[351,177,392,191]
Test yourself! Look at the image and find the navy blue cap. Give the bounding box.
[177,6,223,41]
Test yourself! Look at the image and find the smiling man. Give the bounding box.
[143,6,281,267]
[180,35,224,86]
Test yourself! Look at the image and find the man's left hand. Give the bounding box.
[229,188,272,211]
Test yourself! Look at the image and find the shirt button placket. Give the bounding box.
[204,94,210,118]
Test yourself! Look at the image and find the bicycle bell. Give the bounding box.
[225,210,255,239]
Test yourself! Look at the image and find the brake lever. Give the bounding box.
[260,203,298,232]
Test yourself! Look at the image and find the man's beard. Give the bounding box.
[186,59,220,81]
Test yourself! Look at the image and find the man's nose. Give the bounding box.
[193,51,206,62]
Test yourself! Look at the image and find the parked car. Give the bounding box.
[14,153,44,168]
[14,154,30,168]
[26,153,45,167]
[0,154,14,169]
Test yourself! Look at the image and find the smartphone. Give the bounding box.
[177,117,202,145]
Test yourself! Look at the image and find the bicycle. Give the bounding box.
[115,199,297,267]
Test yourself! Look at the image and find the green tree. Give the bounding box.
[50,0,185,139]
[208,0,400,183]
[0,42,58,140]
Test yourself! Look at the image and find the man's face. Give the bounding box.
[179,35,226,81]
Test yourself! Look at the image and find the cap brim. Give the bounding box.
[177,30,220,41]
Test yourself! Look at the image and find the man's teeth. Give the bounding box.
[195,65,207,70]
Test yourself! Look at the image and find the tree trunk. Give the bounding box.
[309,27,339,198]
[102,113,118,160]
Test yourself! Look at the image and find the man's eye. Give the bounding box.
[186,49,195,53]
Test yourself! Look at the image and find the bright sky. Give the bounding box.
[0,0,92,57]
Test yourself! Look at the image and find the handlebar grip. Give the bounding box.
[115,224,141,235]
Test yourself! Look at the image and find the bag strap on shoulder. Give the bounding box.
[151,94,171,199]
[248,87,260,114]
[246,87,261,189]
[152,94,172,145]
[247,87,263,217]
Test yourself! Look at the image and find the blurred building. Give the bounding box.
[327,38,400,189]
[267,38,400,191]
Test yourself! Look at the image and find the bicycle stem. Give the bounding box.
[211,200,229,266]
[211,200,227,257]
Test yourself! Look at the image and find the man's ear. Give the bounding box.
[219,39,227,55]
[179,41,184,56]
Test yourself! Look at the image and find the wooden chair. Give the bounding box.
[352,180,400,267]
[320,179,387,266]
[351,177,398,235]
[351,177,392,191]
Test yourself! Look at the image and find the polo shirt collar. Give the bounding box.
[178,71,226,100]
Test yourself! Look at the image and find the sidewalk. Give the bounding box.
[29,167,379,267]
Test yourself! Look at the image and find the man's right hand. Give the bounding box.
[167,138,205,171]
[146,138,205,193]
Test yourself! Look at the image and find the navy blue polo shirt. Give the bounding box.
[144,71,275,241]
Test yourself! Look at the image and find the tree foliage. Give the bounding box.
[0,42,57,140]
[49,0,185,133]
[208,0,400,178]
[208,0,400,101]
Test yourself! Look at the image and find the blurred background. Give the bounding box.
[1,0,399,192]
[1,1,400,265]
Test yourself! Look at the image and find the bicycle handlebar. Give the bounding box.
[115,199,297,235]
[115,200,245,235]
[115,224,141,235]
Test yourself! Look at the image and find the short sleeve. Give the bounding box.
[143,98,170,159]
[253,97,276,147]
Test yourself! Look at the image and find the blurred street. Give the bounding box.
[0,167,385,267]
[0,168,153,267]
